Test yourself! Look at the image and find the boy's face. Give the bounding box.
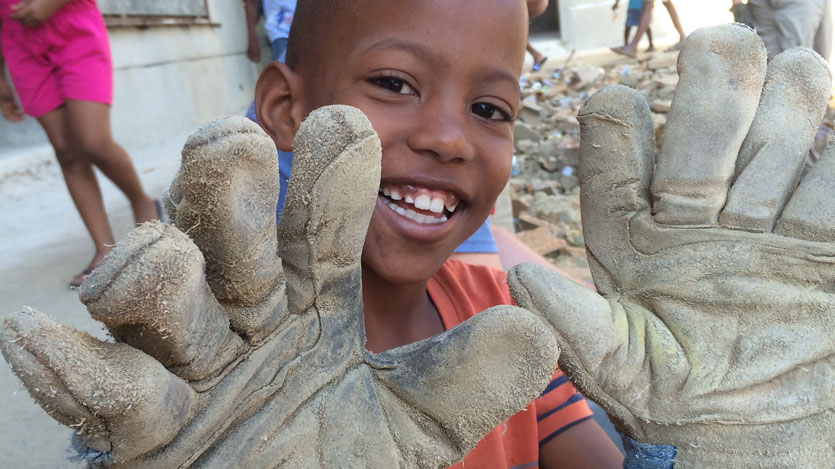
[268,0,528,285]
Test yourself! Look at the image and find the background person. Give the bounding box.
[730,0,832,61]
[0,0,159,288]
[245,0,296,64]
[730,0,833,169]
[612,0,687,57]
[614,0,655,53]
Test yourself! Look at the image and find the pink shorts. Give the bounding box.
[1,0,112,117]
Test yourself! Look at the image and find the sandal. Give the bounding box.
[69,267,95,289]
[531,56,548,72]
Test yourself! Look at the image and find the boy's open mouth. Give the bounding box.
[378,183,460,225]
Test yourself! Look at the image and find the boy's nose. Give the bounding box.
[407,100,476,164]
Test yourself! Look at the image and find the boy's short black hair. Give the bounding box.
[286,0,354,69]
[286,0,531,69]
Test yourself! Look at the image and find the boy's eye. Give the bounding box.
[470,102,512,122]
[369,76,416,95]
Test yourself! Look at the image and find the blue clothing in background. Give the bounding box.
[626,7,642,27]
[454,218,498,254]
[262,0,296,44]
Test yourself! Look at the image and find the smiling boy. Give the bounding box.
[254,0,623,466]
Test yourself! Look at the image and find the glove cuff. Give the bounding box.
[626,411,835,468]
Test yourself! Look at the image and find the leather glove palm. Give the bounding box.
[510,25,835,468]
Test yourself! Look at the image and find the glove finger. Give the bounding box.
[0,308,194,463]
[508,263,653,437]
[277,105,381,314]
[652,24,767,225]
[720,48,832,232]
[775,142,835,242]
[576,85,653,289]
[369,305,559,466]
[172,116,286,341]
[161,167,181,222]
[79,222,247,381]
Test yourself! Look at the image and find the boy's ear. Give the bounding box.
[255,62,305,152]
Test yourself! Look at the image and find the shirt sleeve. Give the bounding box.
[535,369,594,446]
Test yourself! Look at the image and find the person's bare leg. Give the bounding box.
[662,0,687,43]
[65,99,158,224]
[526,41,545,67]
[612,1,654,57]
[37,107,115,284]
[624,25,632,45]
[624,1,654,55]
[647,27,655,51]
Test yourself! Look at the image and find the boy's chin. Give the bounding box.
[360,249,452,287]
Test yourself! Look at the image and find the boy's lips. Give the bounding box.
[374,181,468,240]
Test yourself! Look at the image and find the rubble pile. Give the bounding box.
[509,50,831,282]
[510,50,835,283]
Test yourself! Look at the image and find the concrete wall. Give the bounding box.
[0,0,262,155]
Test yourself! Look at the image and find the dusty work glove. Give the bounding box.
[0,106,560,468]
[509,24,835,468]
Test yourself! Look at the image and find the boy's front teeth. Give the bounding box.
[381,198,448,224]
[379,184,459,214]
[414,194,441,212]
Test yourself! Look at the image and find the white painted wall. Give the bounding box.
[559,0,738,50]
[0,0,264,154]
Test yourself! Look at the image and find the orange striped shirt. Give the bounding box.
[428,260,593,469]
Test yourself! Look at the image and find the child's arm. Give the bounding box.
[612,0,620,10]
[0,24,24,123]
[244,0,261,62]
[539,419,623,468]
[10,0,73,27]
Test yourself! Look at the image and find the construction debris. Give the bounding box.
[511,49,835,283]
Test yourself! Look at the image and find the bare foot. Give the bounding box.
[610,45,637,58]
[133,197,160,225]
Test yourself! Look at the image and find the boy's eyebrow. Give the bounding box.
[361,38,521,97]
[362,38,434,63]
